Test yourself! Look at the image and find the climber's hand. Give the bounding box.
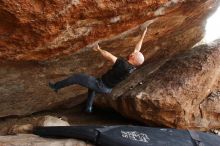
[93,43,117,63]
[93,43,100,52]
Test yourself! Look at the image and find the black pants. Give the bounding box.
[53,73,112,111]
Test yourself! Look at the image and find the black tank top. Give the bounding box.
[101,57,136,88]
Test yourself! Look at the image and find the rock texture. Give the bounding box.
[96,39,220,131]
[0,0,219,118]
[0,0,220,131]
[0,0,215,61]
[0,134,94,146]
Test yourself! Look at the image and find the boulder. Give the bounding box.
[0,0,216,61]
[7,115,70,135]
[95,40,220,131]
[0,134,94,146]
[0,0,219,118]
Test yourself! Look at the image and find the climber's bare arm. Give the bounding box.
[93,44,117,63]
[133,26,148,53]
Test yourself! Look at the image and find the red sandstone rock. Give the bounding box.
[0,0,217,61]
[0,0,220,131]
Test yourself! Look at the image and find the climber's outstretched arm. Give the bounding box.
[133,26,148,53]
[93,43,117,63]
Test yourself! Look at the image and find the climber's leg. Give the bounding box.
[85,89,96,113]
[49,73,111,93]
[49,73,98,91]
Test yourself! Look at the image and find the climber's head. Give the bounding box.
[127,51,145,66]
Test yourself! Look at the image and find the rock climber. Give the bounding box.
[49,26,148,113]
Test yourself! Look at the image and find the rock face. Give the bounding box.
[96,40,220,131]
[0,134,94,146]
[0,0,220,131]
[0,0,219,118]
[0,0,215,61]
